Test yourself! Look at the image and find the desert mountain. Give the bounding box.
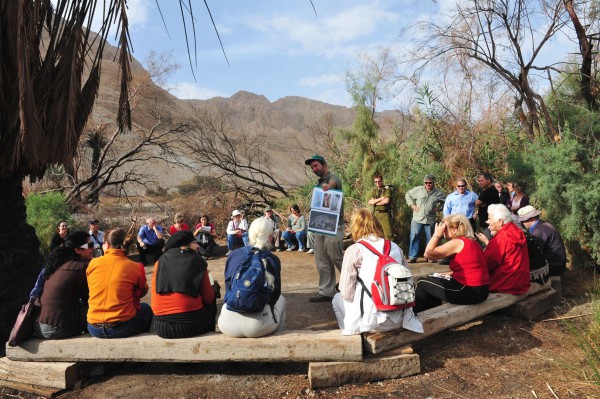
[89,45,404,190]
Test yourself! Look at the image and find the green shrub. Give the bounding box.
[26,192,73,255]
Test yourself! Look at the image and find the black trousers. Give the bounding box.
[414,276,489,314]
[138,240,164,265]
[153,301,217,339]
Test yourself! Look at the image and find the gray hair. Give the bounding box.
[424,174,436,182]
[488,204,512,224]
[248,217,274,250]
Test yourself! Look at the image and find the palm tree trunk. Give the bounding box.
[0,175,42,355]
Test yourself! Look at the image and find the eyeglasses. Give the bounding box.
[457,185,466,188]
[79,242,94,249]
[424,182,433,185]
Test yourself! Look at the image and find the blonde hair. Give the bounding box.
[350,208,384,242]
[442,214,475,239]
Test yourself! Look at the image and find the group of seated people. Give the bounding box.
[31,197,564,342]
[32,216,286,341]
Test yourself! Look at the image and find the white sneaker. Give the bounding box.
[286,248,293,252]
[286,245,296,251]
[307,248,314,254]
[226,251,231,256]
[298,248,305,253]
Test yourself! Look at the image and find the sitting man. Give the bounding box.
[476,204,530,295]
[137,217,165,266]
[226,210,249,256]
[518,205,567,276]
[88,219,105,258]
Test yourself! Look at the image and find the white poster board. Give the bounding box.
[308,187,343,236]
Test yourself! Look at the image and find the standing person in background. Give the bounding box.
[50,221,69,251]
[304,155,344,302]
[506,181,529,225]
[306,231,315,254]
[282,204,307,252]
[367,174,393,240]
[137,217,165,266]
[88,219,104,258]
[443,178,478,233]
[226,210,249,256]
[87,228,153,338]
[405,174,446,263]
[494,181,510,207]
[169,213,189,235]
[475,173,499,231]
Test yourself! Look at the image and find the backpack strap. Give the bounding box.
[358,239,391,257]
[356,276,372,317]
[255,249,279,324]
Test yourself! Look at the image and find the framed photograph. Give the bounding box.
[308,187,343,236]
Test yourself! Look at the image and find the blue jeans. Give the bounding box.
[282,230,307,250]
[87,303,153,338]
[408,220,435,260]
[227,233,249,250]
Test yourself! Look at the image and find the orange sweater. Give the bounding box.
[151,261,215,316]
[87,248,148,324]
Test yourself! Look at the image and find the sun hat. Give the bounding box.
[231,210,243,218]
[518,205,542,222]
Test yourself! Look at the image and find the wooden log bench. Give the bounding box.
[363,281,555,354]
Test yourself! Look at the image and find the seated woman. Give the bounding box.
[34,231,93,339]
[332,208,422,335]
[151,231,216,338]
[169,212,189,235]
[282,204,307,252]
[415,214,490,313]
[218,217,286,338]
[193,214,217,259]
[87,229,153,338]
[49,220,69,250]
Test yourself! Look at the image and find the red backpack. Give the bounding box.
[357,240,416,313]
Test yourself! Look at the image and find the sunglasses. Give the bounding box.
[457,185,466,188]
[79,242,94,249]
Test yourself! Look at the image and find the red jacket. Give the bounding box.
[484,222,530,295]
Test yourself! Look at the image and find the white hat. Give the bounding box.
[518,205,542,222]
[231,210,243,218]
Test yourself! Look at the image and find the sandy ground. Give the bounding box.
[2,247,599,399]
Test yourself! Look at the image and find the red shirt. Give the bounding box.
[169,223,189,235]
[450,237,489,286]
[484,223,531,295]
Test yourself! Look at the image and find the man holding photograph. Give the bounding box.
[305,155,344,303]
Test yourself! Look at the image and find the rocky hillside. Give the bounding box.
[89,44,404,190]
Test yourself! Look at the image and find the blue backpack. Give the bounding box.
[224,246,281,318]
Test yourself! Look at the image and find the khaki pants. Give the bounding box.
[374,211,393,240]
[313,227,344,297]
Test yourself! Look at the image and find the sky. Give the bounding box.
[98,0,435,111]
[96,0,577,112]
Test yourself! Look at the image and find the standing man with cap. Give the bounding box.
[368,174,393,240]
[518,205,567,276]
[226,210,249,256]
[405,174,445,263]
[305,155,344,302]
[89,219,105,257]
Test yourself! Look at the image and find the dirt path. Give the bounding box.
[2,251,598,398]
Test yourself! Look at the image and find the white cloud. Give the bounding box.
[310,88,352,108]
[171,82,228,100]
[298,73,342,88]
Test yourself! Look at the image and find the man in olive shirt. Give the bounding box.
[368,174,393,240]
[405,174,445,262]
[305,155,344,302]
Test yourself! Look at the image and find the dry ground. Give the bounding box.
[2,247,599,399]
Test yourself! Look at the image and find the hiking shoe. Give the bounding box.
[309,294,333,303]
[307,249,314,254]
[408,258,417,263]
[286,245,296,251]
[298,248,305,253]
